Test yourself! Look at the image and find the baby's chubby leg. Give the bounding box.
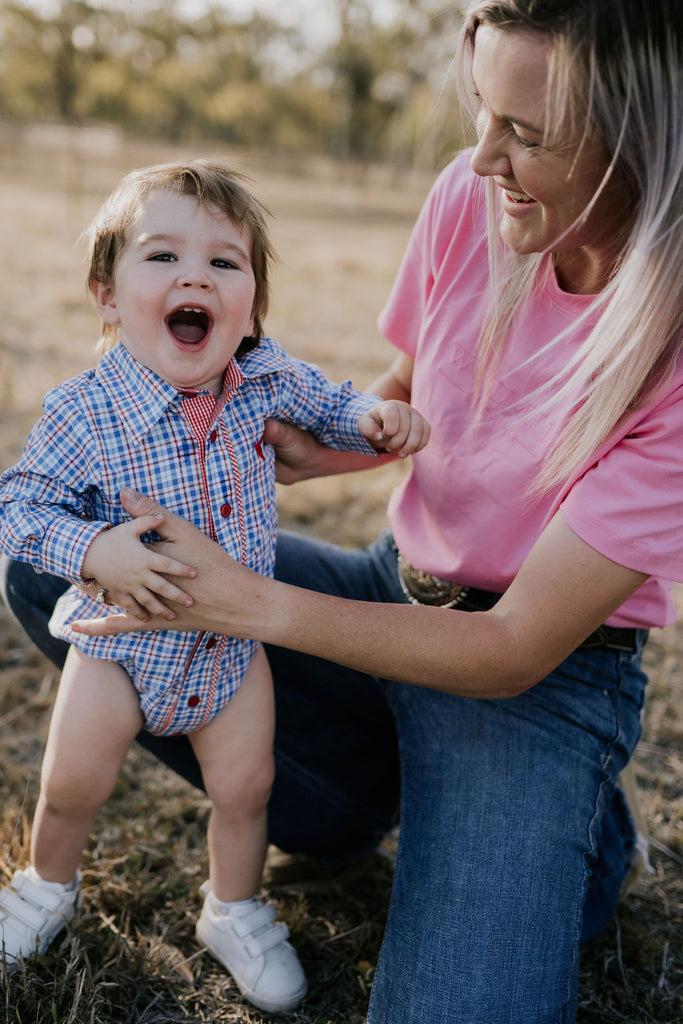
[191,647,307,1013]
[31,646,144,883]
[189,644,275,902]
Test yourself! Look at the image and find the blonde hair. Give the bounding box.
[456,0,682,492]
[85,160,274,358]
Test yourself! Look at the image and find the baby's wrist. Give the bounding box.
[79,524,114,583]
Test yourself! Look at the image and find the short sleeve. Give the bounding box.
[561,380,683,581]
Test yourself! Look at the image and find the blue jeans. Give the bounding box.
[0,532,647,1024]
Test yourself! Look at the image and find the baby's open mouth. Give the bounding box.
[167,306,211,344]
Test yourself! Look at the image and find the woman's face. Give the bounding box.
[470,25,625,292]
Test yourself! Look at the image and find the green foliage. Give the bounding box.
[0,0,467,166]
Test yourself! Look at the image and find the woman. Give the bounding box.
[2,0,681,1021]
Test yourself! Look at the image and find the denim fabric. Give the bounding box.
[0,535,647,1024]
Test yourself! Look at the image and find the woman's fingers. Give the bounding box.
[119,487,168,521]
[72,611,153,636]
[120,488,207,550]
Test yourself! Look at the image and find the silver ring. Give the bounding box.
[95,586,109,605]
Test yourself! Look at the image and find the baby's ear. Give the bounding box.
[91,280,120,324]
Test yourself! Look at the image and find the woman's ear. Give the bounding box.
[91,280,120,325]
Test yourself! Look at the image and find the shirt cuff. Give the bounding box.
[40,518,113,585]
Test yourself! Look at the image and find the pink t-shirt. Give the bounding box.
[378,153,683,628]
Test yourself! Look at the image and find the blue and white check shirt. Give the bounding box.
[0,340,378,735]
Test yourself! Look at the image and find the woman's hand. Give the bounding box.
[262,419,330,484]
[73,488,268,638]
[263,419,388,484]
[80,515,197,620]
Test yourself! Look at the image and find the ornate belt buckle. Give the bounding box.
[397,554,467,609]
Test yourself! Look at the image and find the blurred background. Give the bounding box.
[0,0,467,169]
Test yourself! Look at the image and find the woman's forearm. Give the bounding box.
[74,491,647,701]
[178,510,647,700]
[260,579,527,698]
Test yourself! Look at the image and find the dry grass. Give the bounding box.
[0,126,681,1023]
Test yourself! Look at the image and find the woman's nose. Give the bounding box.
[470,112,512,179]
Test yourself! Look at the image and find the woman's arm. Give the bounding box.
[75,487,647,700]
[265,352,415,484]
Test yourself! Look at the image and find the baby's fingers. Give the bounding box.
[360,404,403,446]
[147,551,197,581]
[141,571,194,611]
[375,403,402,441]
[396,414,431,457]
[126,585,177,622]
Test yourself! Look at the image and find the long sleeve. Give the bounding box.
[0,383,112,583]
[240,339,380,454]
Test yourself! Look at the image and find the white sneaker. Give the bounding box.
[0,867,81,970]
[195,882,307,1012]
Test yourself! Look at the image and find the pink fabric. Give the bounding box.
[378,154,683,628]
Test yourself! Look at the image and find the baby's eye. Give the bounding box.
[211,257,238,270]
[148,252,176,262]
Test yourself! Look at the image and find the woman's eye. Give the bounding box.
[510,126,538,150]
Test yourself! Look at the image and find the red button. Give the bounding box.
[220,503,231,518]
[187,695,200,707]
[210,429,217,443]
[206,637,217,650]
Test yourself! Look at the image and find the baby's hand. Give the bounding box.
[359,401,431,458]
[80,513,196,621]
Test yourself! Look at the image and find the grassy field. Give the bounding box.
[0,126,681,1023]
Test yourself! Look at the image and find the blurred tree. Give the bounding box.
[320,0,464,163]
[0,0,103,120]
[0,0,467,166]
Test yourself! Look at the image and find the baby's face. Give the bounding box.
[92,189,256,395]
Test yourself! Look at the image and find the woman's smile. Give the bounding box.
[470,25,626,292]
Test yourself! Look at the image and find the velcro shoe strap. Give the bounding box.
[12,872,67,914]
[244,921,290,959]
[232,902,277,939]
[0,888,47,930]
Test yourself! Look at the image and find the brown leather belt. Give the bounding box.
[397,555,644,654]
